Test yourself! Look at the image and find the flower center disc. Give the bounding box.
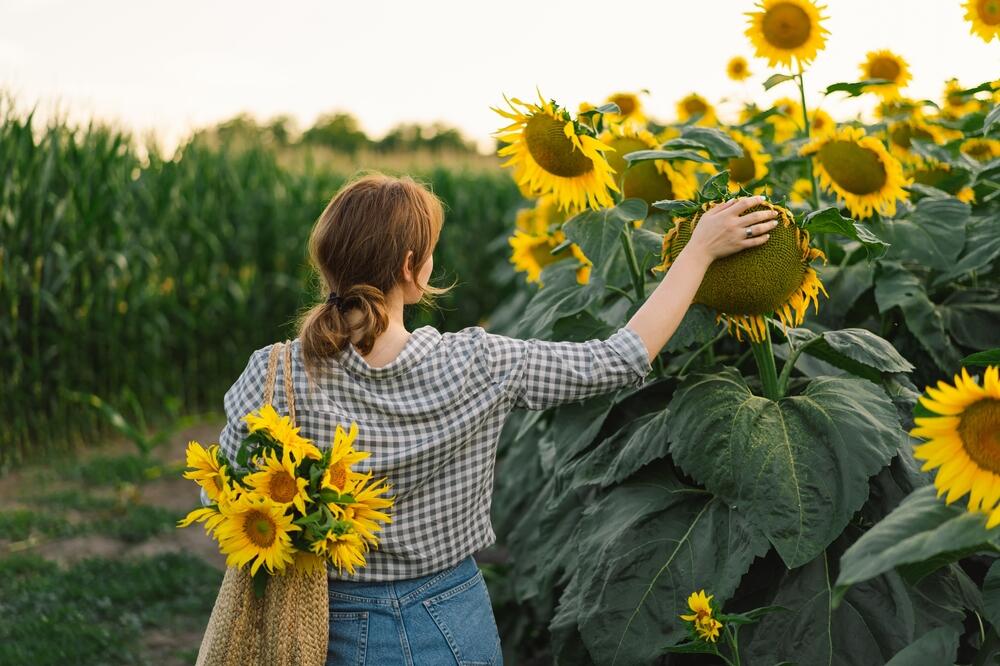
[817,140,887,194]
[525,114,594,178]
[684,97,708,116]
[978,0,1000,24]
[727,148,757,184]
[244,509,277,547]
[609,94,636,116]
[269,471,298,503]
[328,463,349,491]
[959,399,1000,473]
[762,2,812,49]
[607,137,675,205]
[889,124,932,149]
[869,57,901,82]
[688,205,806,314]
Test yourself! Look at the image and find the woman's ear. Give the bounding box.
[401,249,415,284]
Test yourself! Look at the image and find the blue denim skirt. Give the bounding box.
[326,554,503,665]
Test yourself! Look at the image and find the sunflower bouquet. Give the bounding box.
[178,403,393,594]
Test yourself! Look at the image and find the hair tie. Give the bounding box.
[326,292,343,310]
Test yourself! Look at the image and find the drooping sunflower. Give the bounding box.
[321,421,369,494]
[311,528,368,576]
[886,117,954,167]
[911,366,1000,526]
[182,441,230,502]
[679,590,724,643]
[800,125,910,219]
[601,125,698,206]
[676,93,718,126]
[964,0,1000,43]
[723,130,772,193]
[214,492,300,576]
[652,200,827,342]
[493,91,619,212]
[908,160,971,197]
[961,137,1000,163]
[875,96,923,121]
[244,403,323,463]
[859,49,912,99]
[727,56,752,81]
[243,446,311,515]
[604,91,647,127]
[744,0,830,69]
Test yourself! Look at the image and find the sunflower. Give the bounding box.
[859,50,911,99]
[214,492,300,576]
[964,0,1000,42]
[942,78,981,118]
[653,200,827,342]
[957,186,977,204]
[291,551,328,575]
[311,528,368,576]
[766,96,804,143]
[680,590,724,643]
[961,137,1000,163]
[570,244,593,284]
[509,198,592,286]
[789,177,814,205]
[886,117,953,167]
[676,93,718,126]
[493,90,619,212]
[515,194,569,234]
[723,130,772,193]
[322,421,369,494]
[182,441,229,502]
[744,0,830,69]
[244,403,323,463]
[334,472,394,547]
[601,125,698,206]
[911,366,1000,526]
[875,96,924,121]
[809,108,836,137]
[727,56,752,81]
[604,91,647,127]
[243,447,311,515]
[800,125,910,219]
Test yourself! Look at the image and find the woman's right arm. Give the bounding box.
[625,194,779,363]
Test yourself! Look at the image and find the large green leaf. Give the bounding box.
[877,196,969,270]
[677,126,742,160]
[940,289,1000,351]
[802,207,889,260]
[932,215,1000,285]
[515,261,606,338]
[835,485,1000,599]
[964,349,1000,367]
[664,303,720,352]
[884,627,960,666]
[630,226,664,274]
[623,149,714,165]
[669,368,899,567]
[561,198,648,269]
[875,262,962,371]
[983,560,1000,631]
[785,327,915,383]
[567,468,768,665]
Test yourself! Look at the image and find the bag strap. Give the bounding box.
[262,340,297,426]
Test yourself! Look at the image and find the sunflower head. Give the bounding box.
[727,56,752,81]
[493,90,619,212]
[215,492,301,576]
[679,589,724,643]
[322,422,370,494]
[961,138,1000,163]
[964,0,1000,43]
[311,527,368,576]
[859,50,912,99]
[182,441,230,502]
[800,125,910,219]
[604,92,646,127]
[745,0,830,69]
[600,125,697,205]
[724,130,772,192]
[912,366,1000,525]
[653,199,827,342]
[676,93,717,126]
[243,447,311,515]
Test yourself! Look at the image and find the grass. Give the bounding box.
[0,552,221,665]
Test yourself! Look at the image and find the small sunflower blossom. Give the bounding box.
[680,589,724,643]
[244,403,323,463]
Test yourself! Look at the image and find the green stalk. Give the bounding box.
[749,323,781,400]
[619,224,645,302]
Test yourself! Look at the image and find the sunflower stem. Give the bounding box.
[778,334,823,396]
[750,325,781,400]
[724,623,741,666]
[620,224,645,302]
[795,67,822,213]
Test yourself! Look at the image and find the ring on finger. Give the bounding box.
[745,225,754,238]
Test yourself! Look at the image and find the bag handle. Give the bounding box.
[262,339,297,426]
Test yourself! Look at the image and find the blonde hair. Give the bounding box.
[296,171,453,383]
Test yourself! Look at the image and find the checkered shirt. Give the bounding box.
[201,324,652,581]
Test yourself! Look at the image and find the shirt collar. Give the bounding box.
[335,325,440,379]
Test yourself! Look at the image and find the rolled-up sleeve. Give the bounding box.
[481,325,652,410]
[217,346,270,473]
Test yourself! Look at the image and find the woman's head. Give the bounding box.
[297,171,452,380]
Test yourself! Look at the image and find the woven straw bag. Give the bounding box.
[196,339,330,666]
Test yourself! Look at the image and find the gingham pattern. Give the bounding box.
[201,324,652,581]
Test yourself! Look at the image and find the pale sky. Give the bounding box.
[1,0,997,153]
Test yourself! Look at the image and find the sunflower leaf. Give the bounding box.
[679,126,743,160]
[668,368,899,568]
[801,207,889,260]
[622,149,714,166]
[699,171,730,200]
[962,349,1000,367]
[983,103,1000,133]
[763,73,796,91]
[561,198,647,269]
[824,79,895,98]
[877,196,970,270]
[834,485,1000,601]
[651,199,699,216]
[884,627,961,666]
[784,327,915,383]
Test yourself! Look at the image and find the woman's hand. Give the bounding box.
[683,195,780,264]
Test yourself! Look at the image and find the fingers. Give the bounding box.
[738,211,780,228]
[729,195,767,215]
[740,233,771,248]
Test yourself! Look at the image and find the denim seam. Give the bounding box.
[396,558,469,606]
[422,569,482,605]
[328,590,396,605]
[389,582,414,666]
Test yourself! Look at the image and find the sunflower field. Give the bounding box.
[484,1,1000,663]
